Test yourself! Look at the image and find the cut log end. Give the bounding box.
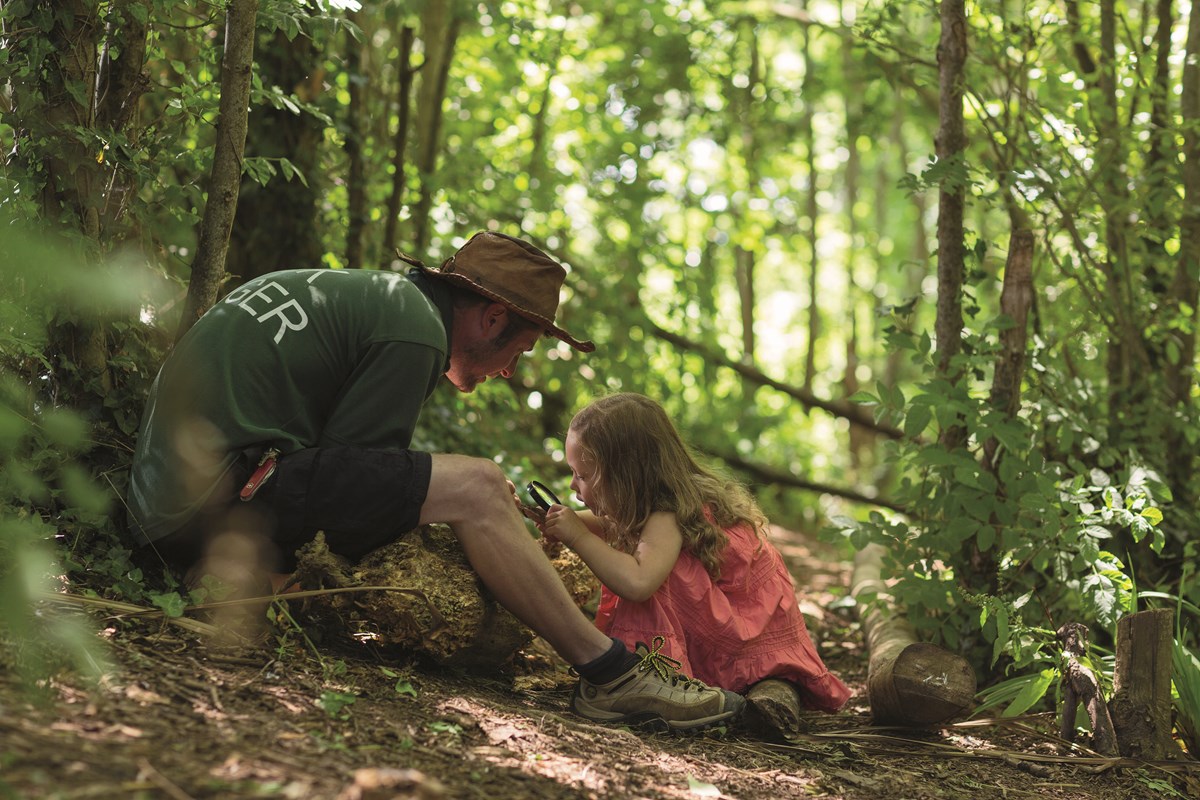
[869,642,977,725]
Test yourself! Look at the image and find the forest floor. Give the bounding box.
[2,526,1198,800]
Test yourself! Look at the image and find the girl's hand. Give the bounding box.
[543,504,589,549]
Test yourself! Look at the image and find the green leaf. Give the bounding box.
[905,404,932,437]
[847,391,879,405]
[1002,668,1057,717]
[977,526,996,552]
[1140,507,1163,526]
[149,591,186,618]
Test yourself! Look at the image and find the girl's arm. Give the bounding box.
[543,508,682,602]
[574,508,605,535]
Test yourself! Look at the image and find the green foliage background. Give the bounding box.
[1,0,1198,731]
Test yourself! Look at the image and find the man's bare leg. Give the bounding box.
[419,453,612,665]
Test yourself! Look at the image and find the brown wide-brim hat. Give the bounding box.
[419,231,595,352]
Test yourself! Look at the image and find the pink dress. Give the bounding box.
[594,520,851,712]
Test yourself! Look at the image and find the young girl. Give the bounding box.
[542,393,850,728]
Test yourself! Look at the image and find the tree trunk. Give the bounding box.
[934,0,968,454]
[852,544,976,725]
[176,0,258,342]
[1167,7,1200,504]
[345,11,366,270]
[94,0,150,237]
[225,29,325,285]
[411,1,463,254]
[31,2,113,398]
[95,1,149,136]
[987,228,1034,422]
[1110,609,1176,759]
[933,0,967,390]
[734,19,759,368]
[383,25,416,263]
[800,0,821,392]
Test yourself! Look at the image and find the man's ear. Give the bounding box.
[481,303,509,337]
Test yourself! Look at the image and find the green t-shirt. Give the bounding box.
[128,268,450,544]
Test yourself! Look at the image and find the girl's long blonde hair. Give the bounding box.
[568,392,768,579]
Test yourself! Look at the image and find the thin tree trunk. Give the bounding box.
[345,11,366,270]
[411,2,462,254]
[94,1,150,235]
[526,33,562,192]
[801,0,820,392]
[383,25,416,261]
[987,228,1035,422]
[176,0,258,341]
[934,0,968,449]
[839,0,868,467]
[733,19,759,367]
[735,246,756,364]
[95,1,148,135]
[225,30,325,285]
[1097,0,1149,432]
[1167,7,1200,504]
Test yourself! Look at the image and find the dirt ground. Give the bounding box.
[3,527,1197,800]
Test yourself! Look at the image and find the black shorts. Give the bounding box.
[149,446,433,572]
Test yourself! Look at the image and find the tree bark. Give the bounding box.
[1167,7,1200,504]
[176,0,258,342]
[31,2,113,398]
[383,25,416,262]
[225,28,325,286]
[852,544,976,725]
[933,0,967,394]
[345,10,366,270]
[1110,609,1176,759]
[95,0,149,135]
[987,229,1034,421]
[733,19,759,368]
[411,1,463,253]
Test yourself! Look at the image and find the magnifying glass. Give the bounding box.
[526,480,562,511]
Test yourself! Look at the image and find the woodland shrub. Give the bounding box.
[829,304,1181,690]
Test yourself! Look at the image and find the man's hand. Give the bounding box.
[543,504,589,549]
[507,479,546,527]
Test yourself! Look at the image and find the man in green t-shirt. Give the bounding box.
[128,231,744,733]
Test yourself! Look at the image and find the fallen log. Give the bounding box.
[851,543,977,725]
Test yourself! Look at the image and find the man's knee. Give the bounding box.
[425,454,512,523]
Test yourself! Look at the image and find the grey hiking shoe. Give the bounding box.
[572,638,745,732]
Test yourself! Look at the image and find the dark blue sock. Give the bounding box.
[574,637,639,684]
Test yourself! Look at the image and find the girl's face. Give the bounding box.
[564,428,604,513]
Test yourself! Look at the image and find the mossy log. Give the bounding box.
[292,525,599,671]
[851,543,977,725]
